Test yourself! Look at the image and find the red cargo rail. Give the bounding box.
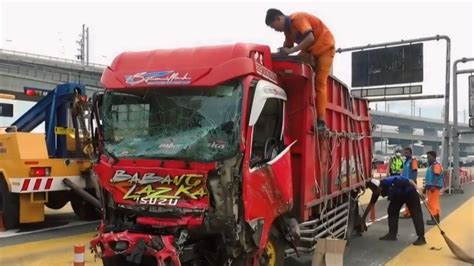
[273,59,372,221]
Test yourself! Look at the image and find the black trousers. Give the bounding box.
[387,190,425,237]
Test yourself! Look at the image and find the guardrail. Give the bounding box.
[435,167,473,194]
[0,48,107,69]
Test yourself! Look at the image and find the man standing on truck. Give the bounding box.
[360,177,426,246]
[265,8,335,130]
[388,150,403,176]
[400,147,418,218]
[424,151,443,225]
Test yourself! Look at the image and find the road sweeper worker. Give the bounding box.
[360,177,426,246]
[265,8,335,130]
[424,150,443,225]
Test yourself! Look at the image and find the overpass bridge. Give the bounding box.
[370,110,474,156]
[370,110,471,131]
[0,49,104,96]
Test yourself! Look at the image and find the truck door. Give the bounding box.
[243,80,295,246]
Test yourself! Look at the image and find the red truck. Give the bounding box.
[89,43,373,265]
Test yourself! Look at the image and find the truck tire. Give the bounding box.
[45,191,70,210]
[0,176,20,230]
[261,227,285,266]
[71,189,100,221]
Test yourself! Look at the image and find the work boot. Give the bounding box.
[413,236,427,246]
[379,233,397,241]
[316,120,327,131]
[426,215,440,225]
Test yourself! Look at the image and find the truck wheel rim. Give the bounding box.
[265,241,276,266]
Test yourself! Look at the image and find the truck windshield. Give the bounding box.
[102,81,242,162]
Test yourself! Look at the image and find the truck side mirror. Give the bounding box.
[469,75,474,127]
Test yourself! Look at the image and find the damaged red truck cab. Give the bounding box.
[90,43,373,265]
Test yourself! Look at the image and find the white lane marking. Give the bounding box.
[0,221,97,239]
[366,215,389,226]
[366,201,424,226]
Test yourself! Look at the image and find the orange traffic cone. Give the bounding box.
[74,244,85,266]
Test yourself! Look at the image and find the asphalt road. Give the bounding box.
[1,184,472,265]
[0,203,98,247]
[0,221,98,247]
[286,182,474,265]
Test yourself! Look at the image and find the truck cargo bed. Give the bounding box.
[273,58,372,220]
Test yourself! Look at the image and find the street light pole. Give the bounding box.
[451,57,474,193]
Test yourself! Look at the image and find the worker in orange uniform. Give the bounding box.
[265,8,335,130]
[424,151,443,225]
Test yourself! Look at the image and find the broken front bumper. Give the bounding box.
[91,230,181,266]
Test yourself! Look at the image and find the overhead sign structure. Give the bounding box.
[351,85,422,98]
[469,75,474,117]
[352,43,424,87]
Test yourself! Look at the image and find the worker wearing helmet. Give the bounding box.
[265,8,335,130]
[400,147,418,218]
[388,150,403,176]
[360,177,426,246]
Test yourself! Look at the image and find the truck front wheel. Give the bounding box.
[261,227,285,266]
[0,176,20,230]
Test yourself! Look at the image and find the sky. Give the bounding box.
[0,0,473,120]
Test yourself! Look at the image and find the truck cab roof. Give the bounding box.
[101,43,276,89]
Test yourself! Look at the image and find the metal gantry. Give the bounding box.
[337,35,452,170]
[451,57,474,193]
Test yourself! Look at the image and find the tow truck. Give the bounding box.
[89,43,373,265]
[0,83,100,230]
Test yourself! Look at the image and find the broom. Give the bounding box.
[418,193,474,264]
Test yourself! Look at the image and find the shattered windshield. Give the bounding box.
[102,81,242,161]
